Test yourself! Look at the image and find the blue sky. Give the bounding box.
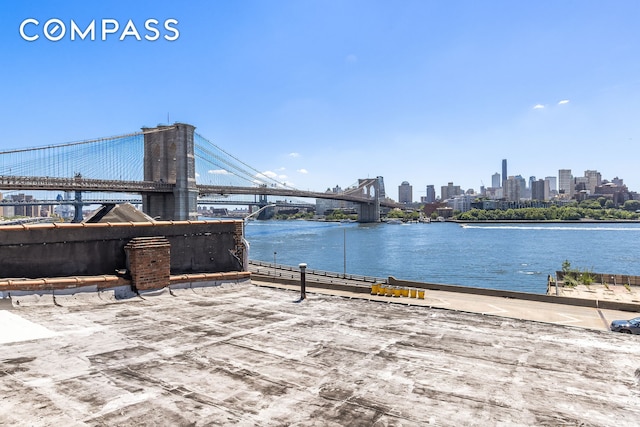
[2,1,640,199]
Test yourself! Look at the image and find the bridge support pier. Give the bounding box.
[356,178,381,223]
[357,202,380,223]
[141,123,198,221]
[72,191,83,223]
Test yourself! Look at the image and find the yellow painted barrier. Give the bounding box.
[402,288,409,297]
[393,287,401,297]
[417,290,425,299]
[371,284,379,295]
[386,287,394,297]
[378,285,386,296]
[409,288,417,298]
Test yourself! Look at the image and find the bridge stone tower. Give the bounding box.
[142,123,198,220]
[356,178,381,223]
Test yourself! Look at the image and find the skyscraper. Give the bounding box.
[559,169,573,198]
[491,173,501,188]
[545,176,557,195]
[584,170,601,194]
[531,179,546,201]
[398,181,413,204]
[501,159,507,188]
[505,176,521,201]
[425,185,435,203]
[376,176,386,199]
[441,182,461,200]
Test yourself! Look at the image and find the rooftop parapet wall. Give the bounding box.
[0,220,246,279]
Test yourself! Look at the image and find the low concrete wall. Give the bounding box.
[388,276,640,312]
[0,220,245,278]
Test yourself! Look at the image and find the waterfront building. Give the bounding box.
[398,181,413,204]
[447,194,474,212]
[441,182,461,200]
[316,185,358,216]
[9,194,39,217]
[0,191,3,217]
[491,173,501,188]
[558,169,573,199]
[484,187,503,200]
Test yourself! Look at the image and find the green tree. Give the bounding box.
[623,200,640,212]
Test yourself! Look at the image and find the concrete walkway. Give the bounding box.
[252,278,639,332]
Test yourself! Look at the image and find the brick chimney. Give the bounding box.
[124,237,171,291]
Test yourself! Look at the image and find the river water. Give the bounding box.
[244,220,640,294]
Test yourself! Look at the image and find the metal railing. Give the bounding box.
[248,260,387,284]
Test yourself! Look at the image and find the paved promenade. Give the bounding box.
[249,264,639,332]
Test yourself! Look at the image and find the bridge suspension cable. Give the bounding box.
[194,132,297,190]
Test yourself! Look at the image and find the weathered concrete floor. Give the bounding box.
[1,283,639,426]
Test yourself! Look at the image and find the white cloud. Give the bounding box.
[533,104,545,109]
[558,99,570,105]
[297,168,308,174]
[208,169,230,175]
[278,174,288,180]
[288,152,300,158]
[257,170,278,179]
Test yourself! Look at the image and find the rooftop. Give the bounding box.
[1,282,639,426]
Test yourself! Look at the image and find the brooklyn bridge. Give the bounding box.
[0,123,396,222]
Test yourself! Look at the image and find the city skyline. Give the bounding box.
[2,1,640,195]
[397,161,630,203]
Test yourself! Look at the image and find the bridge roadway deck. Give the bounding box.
[249,263,639,332]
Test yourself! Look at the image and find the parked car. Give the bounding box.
[610,317,640,334]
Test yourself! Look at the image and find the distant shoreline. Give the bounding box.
[451,219,640,224]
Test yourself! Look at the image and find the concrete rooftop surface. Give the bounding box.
[1,282,640,426]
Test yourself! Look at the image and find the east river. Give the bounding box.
[244,220,640,294]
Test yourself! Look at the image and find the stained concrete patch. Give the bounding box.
[0,283,639,426]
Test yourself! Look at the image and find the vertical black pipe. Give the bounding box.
[299,263,307,300]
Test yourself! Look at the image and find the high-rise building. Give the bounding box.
[612,177,624,187]
[584,170,601,194]
[425,185,435,203]
[531,179,546,201]
[545,176,557,197]
[501,159,507,188]
[559,169,573,198]
[441,182,461,200]
[376,176,386,199]
[398,181,413,204]
[505,176,521,201]
[515,175,526,199]
[491,173,501,188]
